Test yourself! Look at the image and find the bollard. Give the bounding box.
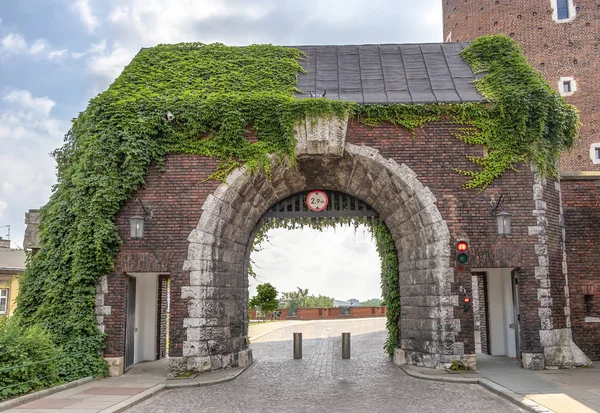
[342,332,351,359]
[293,332,302,359]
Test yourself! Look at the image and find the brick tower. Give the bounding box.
[443,0,600,172]
[443,1,600,362]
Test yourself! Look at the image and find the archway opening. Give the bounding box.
[247,191,391,360]
[179,143,469,375]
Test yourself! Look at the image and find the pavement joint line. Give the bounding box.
[478,378,555,413]
[398,364,555,413]
[0,376,95,412]
[99,383,166,413]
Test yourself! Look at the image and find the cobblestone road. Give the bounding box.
[127,320,523,413]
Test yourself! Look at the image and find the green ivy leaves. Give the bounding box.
[458,35,579,188]
[15,37,577,382]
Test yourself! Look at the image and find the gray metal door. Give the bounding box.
[510,269,521,364]
[125,276,136,370]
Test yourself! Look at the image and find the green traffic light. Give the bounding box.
[457,253,468,264]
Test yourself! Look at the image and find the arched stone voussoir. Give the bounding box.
[180,139,460,375]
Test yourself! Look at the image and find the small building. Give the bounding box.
[333,299,351,307]
[0,238,25,317]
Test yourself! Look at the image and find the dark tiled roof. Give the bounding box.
[294,42,482,104]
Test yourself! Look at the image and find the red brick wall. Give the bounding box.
[346,120,560,355]
[443,0,600,173]
[249,307,387,321]
[104,156,221,358]
[105,119,568,360]
[561,178,600,360]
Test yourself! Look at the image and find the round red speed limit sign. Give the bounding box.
[306,190,328,212]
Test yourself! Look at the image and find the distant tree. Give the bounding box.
[360,298,383,307]
[305,295,334,308]
[249,283,279,319]
[280,287,334,308]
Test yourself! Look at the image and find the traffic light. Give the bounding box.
[464,296,471,311]
[455,240,469,268]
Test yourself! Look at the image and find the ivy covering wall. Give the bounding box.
[13,34,578,379]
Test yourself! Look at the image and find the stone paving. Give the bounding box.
[3,360,167,413]
[126,320,523,413]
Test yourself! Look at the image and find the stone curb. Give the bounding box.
[100,384,166,413]
[399,365,479,384]
[100,363,253,412]
[398,365,554,413]
[165,364,251,389]
[0,376,95,412]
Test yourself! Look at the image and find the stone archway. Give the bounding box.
[174,116,465,374]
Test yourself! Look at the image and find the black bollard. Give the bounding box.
[342,332,351,359]
[293,332,302,359]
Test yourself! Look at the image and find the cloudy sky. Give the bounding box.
[0,0,443,300]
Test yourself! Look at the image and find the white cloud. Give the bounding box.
[0,200,7,220]
[88,39,107,54]
[0,89,64,141]
[86,44,136,88]
[107,0,270,45]
[250,226,382,302]
[73,0,99,33]
[0,33,67,60]
[3,89,56,117]
[0,89,66,248]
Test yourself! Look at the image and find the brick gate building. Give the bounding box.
[443,0,600,367]
[23,7,599,376]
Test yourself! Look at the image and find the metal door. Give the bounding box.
[125,276,136,370]
[510,269,521,364]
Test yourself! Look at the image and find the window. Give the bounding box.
[591,143,600,164]
[552,0,576,22]
[558,77,576,97]
[0,289,8,314]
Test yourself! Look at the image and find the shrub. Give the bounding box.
[0,318,63,400]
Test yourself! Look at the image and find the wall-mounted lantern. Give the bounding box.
[491,194,511,236]
[130,216,144,239]
[496,211,512,236]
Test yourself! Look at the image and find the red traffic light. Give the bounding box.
[464,297,471,304]
[457,241,468,252]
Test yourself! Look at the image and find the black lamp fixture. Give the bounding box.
[490,195,512,236]
[130,198,152,239]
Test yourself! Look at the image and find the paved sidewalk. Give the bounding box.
[478,354,600,413]
[2,360,168,413]
[403,354,600,413]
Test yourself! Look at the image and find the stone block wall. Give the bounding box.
[345,120,576,367]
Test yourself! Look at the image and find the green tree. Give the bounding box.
[249,283,279,319]
[280,288,334,308]
[305,295,334,308]
[360,298,383,307]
